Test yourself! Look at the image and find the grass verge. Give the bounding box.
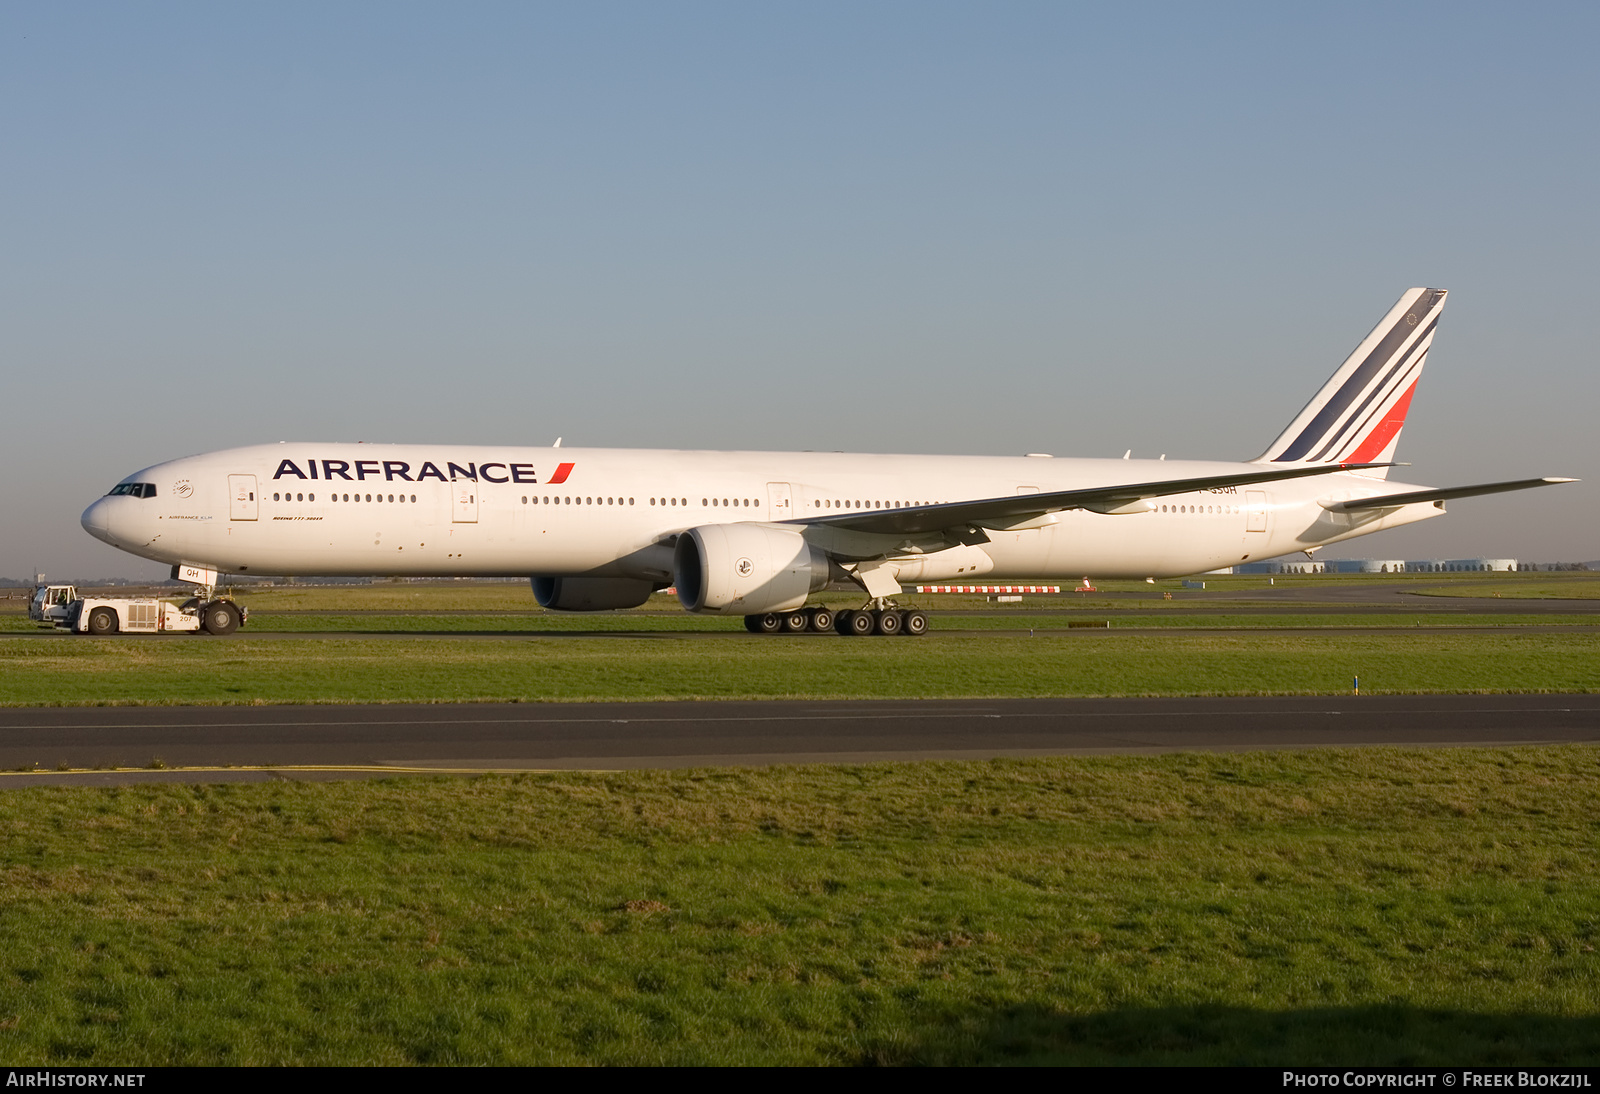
[2,631,1598,706]
[0,748,1594,1065]
[1414,580,1600,600]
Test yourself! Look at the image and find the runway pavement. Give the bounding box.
[0,694,1595,787]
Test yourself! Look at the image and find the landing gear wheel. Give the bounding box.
[744,614,764,633]
[782,611,809,633]
[202,601,240,636]
[751,612,784,635]
[875,610,903,636]
[901,610,930,636]
[808,607,834,633]
[86,607,118,635]
[842,610,875,637]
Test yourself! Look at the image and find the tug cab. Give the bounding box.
[28,585,79,625]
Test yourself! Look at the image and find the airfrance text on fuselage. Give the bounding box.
[271,459,574,485]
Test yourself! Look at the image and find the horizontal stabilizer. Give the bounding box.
[1323,477,1577,512]
[795,462,1392,537]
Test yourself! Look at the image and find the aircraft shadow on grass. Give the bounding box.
[852,1003,1600,1067]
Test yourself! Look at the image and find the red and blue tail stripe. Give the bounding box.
[1256,288,1447,474]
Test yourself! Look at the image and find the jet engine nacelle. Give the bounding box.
[531,576,656,612]
[674,524,831,615]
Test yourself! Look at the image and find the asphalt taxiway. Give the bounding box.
[0,694,1595,787]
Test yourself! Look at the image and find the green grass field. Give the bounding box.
[5,570,1595,620]
[4,574,1597,706]
[12,610,1597,638]
[1415,579,1600,600]
[2,579,1596,1066]
[0,748,1593,1065]
[2,630,1597,706]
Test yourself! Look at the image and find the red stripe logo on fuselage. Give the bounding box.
[548,462,575,485]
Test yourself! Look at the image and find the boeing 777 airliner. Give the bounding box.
[80,288,1574,635]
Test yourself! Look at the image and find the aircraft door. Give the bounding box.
[228,475,258,521]
[453,479,478,523]
[766,482,793,522]
[1246,491,1268,533]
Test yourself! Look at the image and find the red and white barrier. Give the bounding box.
[912,585,1062,593]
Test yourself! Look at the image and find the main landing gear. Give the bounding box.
[743,604,929,636]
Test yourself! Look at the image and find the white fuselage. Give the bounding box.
[80,442,1443,589]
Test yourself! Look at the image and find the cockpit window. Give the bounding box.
[107,483,156,498]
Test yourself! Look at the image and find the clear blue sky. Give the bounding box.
[4,2,1595,579]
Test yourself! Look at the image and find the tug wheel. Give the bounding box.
[202,601,239,636]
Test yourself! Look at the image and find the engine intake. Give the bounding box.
[674,524,831,614]
[531,576,656,612]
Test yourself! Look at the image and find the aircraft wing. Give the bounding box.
[790,462,1395,536]
[1323,477,1577,512]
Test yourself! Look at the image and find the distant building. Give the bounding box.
[1326,559,1408,574]
[1405,559,1517,573]
[1232,560,1325,574]
[1232,557,1521,575]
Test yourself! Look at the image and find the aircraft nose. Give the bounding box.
[81,497,117,545]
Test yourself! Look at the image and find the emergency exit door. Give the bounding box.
[1246,491,1268,533]
[766,482,793,521]
[453,480,478,523]
[228,475,258,521]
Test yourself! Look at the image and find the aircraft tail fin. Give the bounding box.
[1255,287,1448,478]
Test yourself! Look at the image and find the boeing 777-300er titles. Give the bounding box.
[82,288,1574,636]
